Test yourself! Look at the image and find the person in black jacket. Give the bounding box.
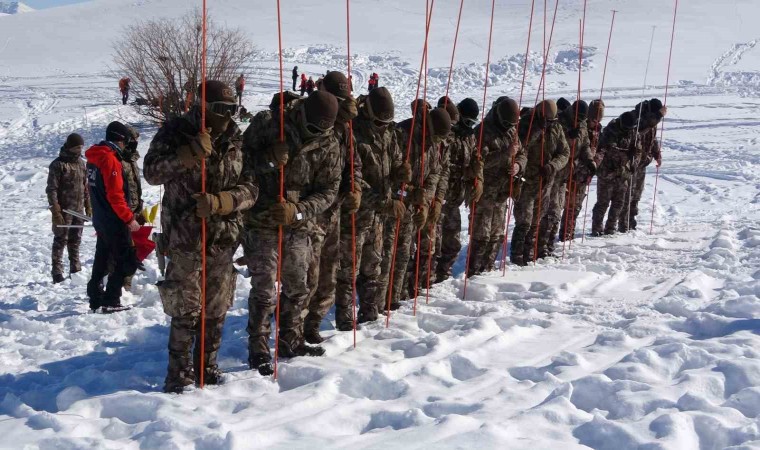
[292,66,299,91]
[85,122,141,312]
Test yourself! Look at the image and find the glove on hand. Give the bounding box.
[539,164,555,179]
[412,205,428,229]
[192,192,234,218]
[382,199,407,219]
[427,200,442,225]
[337,97,358,123]
[269,201,299,225]
[408,186,426,206]
[269,141,289,167]
[469,181,484,204]
[51,205,65,231]
[394,162,412,184]
[343,188,362,214]
[178,130,213,169]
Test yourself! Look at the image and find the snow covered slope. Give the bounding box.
[0,2,34,15]
[1,0,759,448]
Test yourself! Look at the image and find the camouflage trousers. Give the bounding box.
[510,176,555,263]
[304,207,340,334]
[335,213,385,323]
[406,218,436,300]
[592,170,631,234]
[377,210,414,310]
[559,177,591,241]
[52,216,83,276]
[619,164,648,232]
[244,227,313,357]
[538,172,569,257]
[469,198,509,275]
[159,247,237,382]
[434,202,462,282]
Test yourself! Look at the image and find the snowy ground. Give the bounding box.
[1,0,760,448]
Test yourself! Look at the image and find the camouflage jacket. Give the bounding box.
[523,120,570,185]
[636,124,661,168]
[144,108,258,256]
[334,121,363,214]
[557,112,594,182]
[121,148,144,214]
[434,137,451,204]
[395,118,441,209]
[352,114,404,224]
[445,121,478,206]
[596,118,640,178]
[47,147,89,212]
[478,116,525,202]
[242,106,342,231]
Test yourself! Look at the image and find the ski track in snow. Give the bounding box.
[0,42,759,449]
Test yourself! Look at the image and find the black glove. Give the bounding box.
[586,160,597,176]
[568,128,581,139]
[539,164,555,179]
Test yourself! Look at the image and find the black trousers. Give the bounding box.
[292,78,297,91]
[88,226,137,308]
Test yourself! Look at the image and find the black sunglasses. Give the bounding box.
[208,102,239,116]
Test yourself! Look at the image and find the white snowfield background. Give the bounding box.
[1,0,760,448]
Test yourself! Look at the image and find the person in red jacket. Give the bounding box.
[300,73,307,96]
[86,121,141,313]
[119,77,130,105]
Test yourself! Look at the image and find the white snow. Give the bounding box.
[0,2,34,15]
[0,0,759,448]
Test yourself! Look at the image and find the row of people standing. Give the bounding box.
[51,70,665,393]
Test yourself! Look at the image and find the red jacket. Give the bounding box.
[235,76,245,92]
[86,143,133,232]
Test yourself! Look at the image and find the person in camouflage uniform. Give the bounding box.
[410,97,459,293]
[559,99,603,241]
[591,111,641,236]
[144,80,259,393]
[302,71,363,343]
[242,90,341,374]
[376,104,445,311]
[47,133,91,283]
[334,87,406,324]
[509,99,570,266]
[434,98,480,282]
[537,100,591,257]
[468,98,524,275]
[619,99,666,232]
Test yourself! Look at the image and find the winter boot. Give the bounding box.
[198,366,224,386]
[304,321,324,345]
[52,273,65,284]
[86,280,104,311]
[336,321,360,332]
[70,260,81,275]
[163,368,195,394]
[249,352,274,376]
[279,340,326,358]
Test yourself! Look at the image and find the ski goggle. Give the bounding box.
[305,122,333,136]
[207,102,239,116]
[462,117,478,128]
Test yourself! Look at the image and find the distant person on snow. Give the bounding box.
[235,73,245,106]
[85,122,141,313]
[47,133,91,284]
[306,76,316,95]
[292,66,299,91]
[119,77,130,105]
[367,75,376,92]
[300,73,307,96]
